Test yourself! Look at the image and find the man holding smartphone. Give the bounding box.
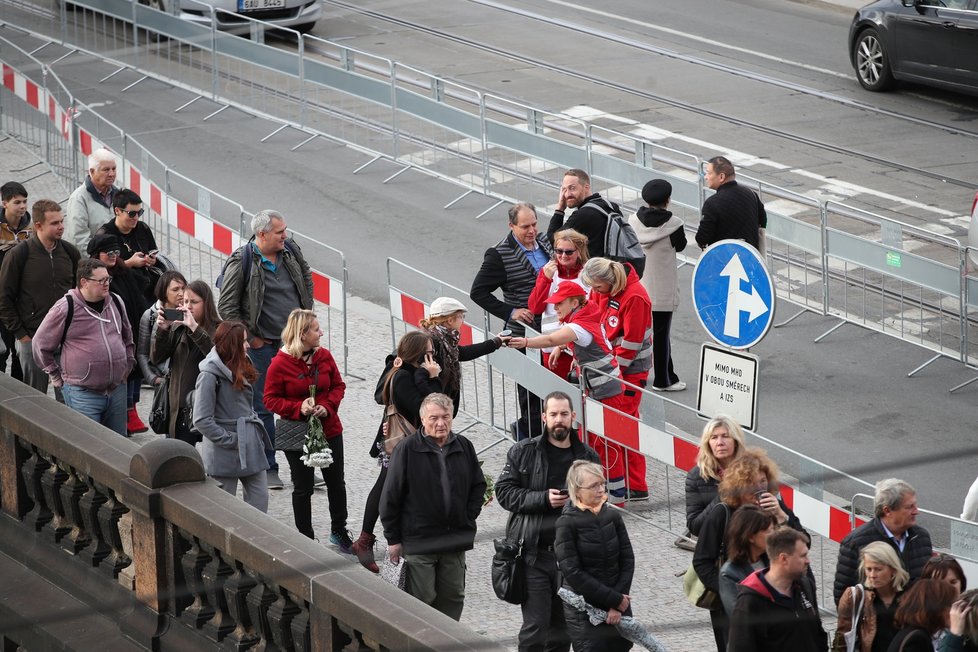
[495,391,599,652]
[96,189,158,302]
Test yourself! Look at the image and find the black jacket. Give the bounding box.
[0,237,80,339]
[495,433,599,565]
[888,627,934,652]
[370,356,442,457]
[380,429,486,555]
[694,500,806,596]
[833,518,933,605]
[695,179,767,250]
[555,501,634,612]
[547,194,618,260]
[685,465,720,536]
[470,232,552,336]
[727,569,826,652]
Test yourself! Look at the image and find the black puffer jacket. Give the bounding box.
[495,434,599,565]
[685,465,721,536]
[555,501,634,612]
[833,518,932,605]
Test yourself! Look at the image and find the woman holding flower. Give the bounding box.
[264,309,350,551]
[193,320,272,512]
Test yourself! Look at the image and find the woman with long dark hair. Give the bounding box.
[151,279,221,445]
[137,270,186,389]
[192,321,271,512]
[264,309,350,550]
[349,330,442,572]
[718,505,775,615]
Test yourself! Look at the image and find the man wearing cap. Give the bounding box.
[470,201,554,440]
[32,258,134,436]
[695,156,767,251]
[0,199,80,399]
[629,179,687,391]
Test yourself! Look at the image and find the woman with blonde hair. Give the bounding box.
[834,541,909,652]
[527,228,589,382]
[555,460,635,651]
[693,448,807,652]
[418,296,508,417]
[581,257,654,502]
[686,415,747,536]
[264,309,350,550]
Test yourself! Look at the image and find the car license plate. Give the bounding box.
[238,0,285,11]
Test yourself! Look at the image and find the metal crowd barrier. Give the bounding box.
[0,35,354,373]
[5,0,976,386]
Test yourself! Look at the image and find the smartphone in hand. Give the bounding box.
[163,308,184,321]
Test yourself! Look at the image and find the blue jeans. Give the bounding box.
[62,383,127,436]
[247,341,278,471]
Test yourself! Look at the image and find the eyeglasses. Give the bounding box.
[85,276,112,286]
[554,248,577,256]
[101,249,121,257]
[581,481,606,492]
[121,208,144,218]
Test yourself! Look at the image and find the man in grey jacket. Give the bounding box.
[495,391,599,652]
[65,148,118,252]
[218,209,313,489]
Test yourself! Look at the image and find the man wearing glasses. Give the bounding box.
[33,258,134,436]
[0,199,80,399]
[97,188,159,299]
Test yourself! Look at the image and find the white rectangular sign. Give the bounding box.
[696,343,759,430]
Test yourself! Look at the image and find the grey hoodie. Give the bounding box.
[193,348,271,478]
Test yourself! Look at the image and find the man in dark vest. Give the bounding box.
[470,202,553,440]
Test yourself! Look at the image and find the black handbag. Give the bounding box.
[149,374,170,434]
[491,520,527,605]
[275,418,309,451]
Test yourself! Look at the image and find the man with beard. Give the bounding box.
[495,391,600,652]
[547,168,622,260]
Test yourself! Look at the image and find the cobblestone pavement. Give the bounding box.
[3,135,836,651]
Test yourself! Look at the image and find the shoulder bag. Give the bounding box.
[832,584,865,652]
[149,373,171,434]
[682,503,729,610]
[274,364,319,451]
[382,374,413,455]
[491,518,527,605]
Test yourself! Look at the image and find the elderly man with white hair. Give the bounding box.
[833,478,933,606]
[65,148,119,251]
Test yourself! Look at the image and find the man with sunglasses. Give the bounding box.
[97,189,158,293]
[33,258,134,436]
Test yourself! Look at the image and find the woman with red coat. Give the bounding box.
[509,283,630,504]
[527,228,590,382]
[581,258,653,502]
[264,308,350,550]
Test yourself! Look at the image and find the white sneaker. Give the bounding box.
[653,381,687,392]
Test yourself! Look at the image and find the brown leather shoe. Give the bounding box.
[350,531,379,573]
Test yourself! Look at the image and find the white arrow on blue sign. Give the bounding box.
[691,239,775,349]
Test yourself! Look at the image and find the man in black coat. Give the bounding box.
[495,391,600,652]
[833,478,933,605]
[470,202,553,439]
[728,527,827,652]
[547,168,621,260]
[380,393,486,621]
[694,156,767,251]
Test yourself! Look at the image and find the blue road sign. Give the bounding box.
[691,240,774,349]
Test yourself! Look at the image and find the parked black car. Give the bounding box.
[848,0,978,94]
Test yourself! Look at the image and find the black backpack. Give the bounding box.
[587,199,646,277]
[215,239,300,290]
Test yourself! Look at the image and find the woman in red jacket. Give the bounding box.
[264,308,350,551]
[581,258,653,502]
[527,228,589,382]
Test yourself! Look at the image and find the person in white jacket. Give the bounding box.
[963,476,978,522]
[628,179,687,391]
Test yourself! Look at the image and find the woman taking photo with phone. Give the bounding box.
[151,279,221,445]
[137,270,186,392]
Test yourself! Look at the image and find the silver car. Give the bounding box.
[142,0,321,33]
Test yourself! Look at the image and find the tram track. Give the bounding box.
[323,0,978,192]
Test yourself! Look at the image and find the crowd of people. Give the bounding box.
[4,151,977,652]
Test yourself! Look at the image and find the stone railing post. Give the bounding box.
[119,439,205,616]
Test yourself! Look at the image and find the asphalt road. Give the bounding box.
[2,0,976,519]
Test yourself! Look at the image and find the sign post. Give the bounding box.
[691,240,774,429]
